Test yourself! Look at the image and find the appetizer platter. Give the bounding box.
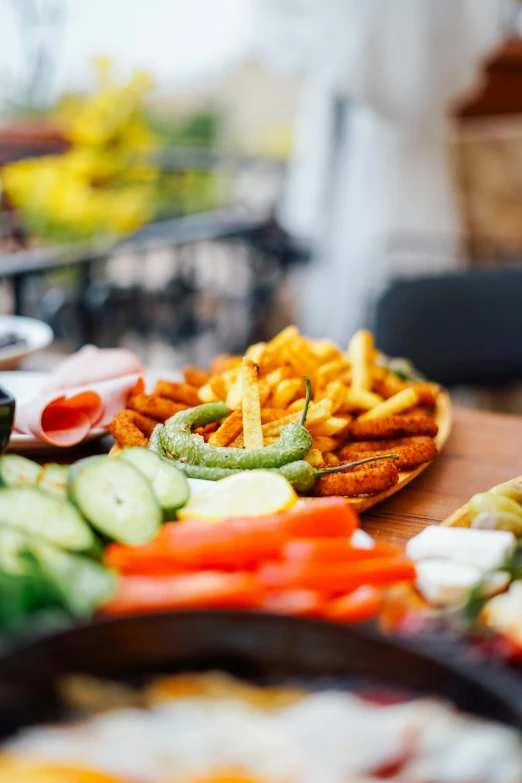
[109,326,452,511]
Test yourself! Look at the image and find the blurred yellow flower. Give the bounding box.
[2,59,163,241]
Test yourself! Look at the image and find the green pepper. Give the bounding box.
[161,378,314,470]
[150,424,398,493]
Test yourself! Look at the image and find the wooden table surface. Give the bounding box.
[362,406,522,547]
[39,406,522,550]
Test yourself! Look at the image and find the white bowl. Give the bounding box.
[0,315,53,369]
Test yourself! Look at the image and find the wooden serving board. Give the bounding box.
[110,391,453,514]
[441,472,522,529]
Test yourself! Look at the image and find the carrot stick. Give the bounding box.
[322,586,383,623]
[257,558,416,594]
[283,539,401,564]
[101,572,265,616]
[279,498,359,538]
[261,589,324,617]
[156,519,286,570]
[104,543,189,576]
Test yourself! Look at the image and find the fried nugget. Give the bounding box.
[183,366,210,388]
[314,460,399,497]
[338,436,437,471]
[109,409,157,448]
[153,381,201,407]
[210,353,242,375]
[128,393,187,422]
[348,414,438,440]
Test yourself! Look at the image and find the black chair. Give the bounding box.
[373,268,522,387]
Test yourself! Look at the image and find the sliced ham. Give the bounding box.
[14,346,144,447]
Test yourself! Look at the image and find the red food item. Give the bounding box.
[261,589,325,617]
[282,539,401,564]
[279,498,359,538]
[157,519,286,570]
[104,542,188,576]
[258,558,416,595]
[101,572,265,616]
[323,586,383,623]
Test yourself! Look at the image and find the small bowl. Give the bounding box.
[0,387,15,453]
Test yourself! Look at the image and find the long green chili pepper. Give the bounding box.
[161,378,314,470]
[150,424,398,493]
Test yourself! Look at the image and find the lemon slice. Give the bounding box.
[178,470,297,521]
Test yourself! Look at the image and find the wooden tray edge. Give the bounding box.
[441,473,522,528]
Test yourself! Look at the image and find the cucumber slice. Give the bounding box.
[0,454,41,487]
[0,523,116,615]
[37,547,117,616]
[118,447,189,519]
[37,463,68,498]
[68,456,162,544]
[0,524,33,574]
[0,486,94,551]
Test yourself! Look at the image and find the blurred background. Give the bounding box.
[2,0,522,412]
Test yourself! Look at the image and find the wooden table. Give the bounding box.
[40,406,522,549]
[362,407,522,547]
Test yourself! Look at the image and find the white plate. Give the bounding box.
[0,315,53,369]
[0,371,106,454]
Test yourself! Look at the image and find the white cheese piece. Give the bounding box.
[350,529,375,550]
[415,559,483,607]
[406,525,516,573]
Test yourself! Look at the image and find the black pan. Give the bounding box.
[0,610,521,740]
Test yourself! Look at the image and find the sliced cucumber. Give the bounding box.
[0,523,34,574]
[0,486,94,551]
[118,446,189,519]
[0,522,116,615]
[37,463,68,499]
[37,547,117,616]
[68,456,162,544]
[0,454,41,487]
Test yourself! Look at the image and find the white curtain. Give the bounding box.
[250,0,503,343]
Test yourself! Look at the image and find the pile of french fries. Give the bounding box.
[110,327,441,496]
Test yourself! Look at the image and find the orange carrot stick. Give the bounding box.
[258,558,416,594]
[323,586,383,623]
[101,572,265,616]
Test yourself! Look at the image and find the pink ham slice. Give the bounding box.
[14,345,145,447]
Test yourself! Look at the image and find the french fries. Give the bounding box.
[208,407,243,447]
[241,357,263,451]
[110,325,440,498]
[272,378,303,409]
[349,329,374,392]
[358,388,420,422]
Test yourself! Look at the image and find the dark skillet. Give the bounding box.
[1,610,522,740]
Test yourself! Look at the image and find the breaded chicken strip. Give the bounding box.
[349,415,438,440]
[339,436,437,471]
[128,393,187,422]
[109,409,157,447]
[314,459,399,497]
